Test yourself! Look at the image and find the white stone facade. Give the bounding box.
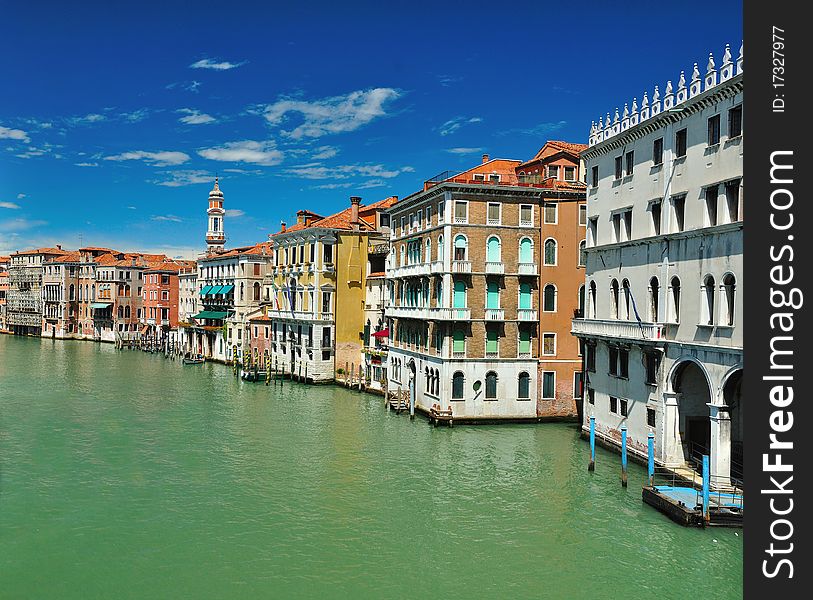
[575,43,744,484]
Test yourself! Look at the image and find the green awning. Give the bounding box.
[90,302,113,309]
[199,285,213,296]
[192,311,228,320]
[208,285,224,296]
[218,284,234,295]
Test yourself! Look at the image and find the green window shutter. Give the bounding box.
[519,329,531,353]
[486,327,498,353]
[520,238,532,263]
[487,281,499,309]
[453,328,465,352]
[519,283,531,309]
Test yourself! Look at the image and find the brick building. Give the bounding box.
[385,150,586,420]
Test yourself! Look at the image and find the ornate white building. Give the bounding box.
[573,44,744,484]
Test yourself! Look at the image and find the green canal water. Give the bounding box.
[0,335,742,599]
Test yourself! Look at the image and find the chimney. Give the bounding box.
[297,211,305,225]
[350,196,361,231]
[280,220,287,233]
[482,154,489,164]
[56,244,62,250]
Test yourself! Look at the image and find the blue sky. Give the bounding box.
[1,0,742,257]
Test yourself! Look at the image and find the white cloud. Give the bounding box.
[17,193,26,199]
[166,80,202,93]
[263,88,401,139]
[357,179,387,189]
[67,113,106,126]
[0,218,47,232]
[439,116,482,136]
[0,202,21,209]
[189,58,246,70]
[0,125,30,142]
[177,108,216,125]
[151,215,183,222]
[311,145,338,160]
[120,108,150,123]
[151,170,212,187]
[312,182,354,190]
[500,120,568,137]
[445,147,484,155]
[286,163,413,180]
[198,140,283,166]
[224,209,245,217]
[74,162,99,167]
[104,150,191,167]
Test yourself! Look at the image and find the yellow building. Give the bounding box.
[247,196,396,381]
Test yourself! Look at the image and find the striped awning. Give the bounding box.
[199,285,213,296]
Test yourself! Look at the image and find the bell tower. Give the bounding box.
[206,177,226,253]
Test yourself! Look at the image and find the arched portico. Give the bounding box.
[721,367,743,482]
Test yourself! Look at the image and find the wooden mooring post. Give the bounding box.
[588,415,596,472]
[647,432,655,486]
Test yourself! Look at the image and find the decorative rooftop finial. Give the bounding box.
[691,63,700,82]
[631,98,638,114]
[707,53,715,74]
[613,108,620,124]
[665,80,673,95]
[678,70,686,90]
[642,91,649,107]
[623,103,629,119]
[722,44,732,65]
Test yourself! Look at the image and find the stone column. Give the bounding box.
[708,403,732,486]
[662,392,683,466]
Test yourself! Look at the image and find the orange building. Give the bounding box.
[142,259,196,347]
[516,141,588,417]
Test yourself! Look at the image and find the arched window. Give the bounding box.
[669,276,681,323]
[240,282,245,301]
[486,236,501,263]
[520,282,533,310]
[486,280,500,309]
[124,305,130,319]
[437,235,444,261]
[485,371,498,399]
[543,284,556,312]
[722,273,736,326]
[610,279,619,319]
[702,275,715,325]
[253,282,261,302]
[519,237,533,263]
[425,239,431,263]
[453,279,466,309]
[518,372,530,399]
[579,240,587,267]
[452,371,465,399]
[589,281,597,319]
[454,235,468,261]
[117,305,123,318]
[400,245,405,267]
[69,284,75,300]
[544,238,557,265]
[622,279,631,320]
[649,277,660,322]
[578,285,585,317]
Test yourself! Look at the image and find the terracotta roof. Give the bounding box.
[273,196,398,236]
[249,314,273,323]
[12,247,69,256]
[50,252,82,263]
[547,140,588,155]
[368,271,386,278]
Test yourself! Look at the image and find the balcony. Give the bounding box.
[484,308,504,321]
[388,261,443,278]
[386,306,471,321]
[517,309,538,321]
[263,309,334,322]
[485,262,504,274]
[518,263,538,275]
[452,260,471,273]
[571,318,665,342]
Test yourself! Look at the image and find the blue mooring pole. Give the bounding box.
[702,454,710,523]
[621,425,628,487]
[588,416,596,472]
[647,432,655,486]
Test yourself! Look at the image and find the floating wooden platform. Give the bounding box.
[642,485,743,527]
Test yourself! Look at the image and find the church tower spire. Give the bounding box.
[205,177,226,253]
